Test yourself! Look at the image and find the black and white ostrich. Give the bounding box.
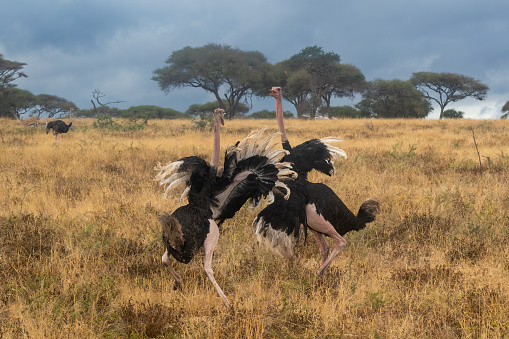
[253,87,380,275]
[46,108,73,142]
[155,108,296,307]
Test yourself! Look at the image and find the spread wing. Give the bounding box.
[211,128,297,224]
[154,156,212,204]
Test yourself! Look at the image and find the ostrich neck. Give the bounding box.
[275,97,288,143]
[210,121,221,169]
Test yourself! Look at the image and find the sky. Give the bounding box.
[1,0,508,119]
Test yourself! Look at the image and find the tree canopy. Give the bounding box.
[0,54,27,89]
[410,72,489,119]
[501,101,509,119]
[442,109,464,119]
[2,88,37,119]
[32,94,78,118]
[186,100,249,118]
[319,105,364,119]
[123,105,187,120]
[274,46,366,118]
[249,109,294,119]
[152,44,270,119]
[357,79,432,118]
[1,55,29,118]
[321,64,366,118]
[1,88,77,119]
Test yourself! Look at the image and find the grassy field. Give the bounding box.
[0,117,508,338]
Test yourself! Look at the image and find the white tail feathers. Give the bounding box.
[320,137,348,160]
[154,160,190,199]
[230,127,285,162]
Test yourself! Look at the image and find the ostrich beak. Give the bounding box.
[269,87,281,97]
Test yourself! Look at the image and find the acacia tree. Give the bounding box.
[502,101,509,119]
[279,68,312,118]
[0,55,28,118]
[410,72,489,119]
[321,64,366,118]
[2,88,37,119]
[152,44,269,119]
[0,54,27,89]
[272,46,365,118]
[357,79,432,118]
[278,46,341,118]
[33,94,78,118]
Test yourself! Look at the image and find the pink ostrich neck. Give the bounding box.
[211,121,220,168]
[275,96,288,143]
[210,110,224,168]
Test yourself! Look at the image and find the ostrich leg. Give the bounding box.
[306,204,347,276]
[162,250,184,289]
[310,229,330,265]
[203,219,230,307]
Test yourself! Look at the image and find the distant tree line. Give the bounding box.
[152,44,493,119]
[2,47,505,120]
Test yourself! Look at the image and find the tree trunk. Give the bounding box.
[439,105,445,119]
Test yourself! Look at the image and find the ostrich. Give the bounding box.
[155,108,296,307]
[20,116,40,128]
[46,108,73,142]
[253,87,380,275]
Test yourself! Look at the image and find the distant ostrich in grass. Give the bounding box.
[20,116,40,128]
[46,108,73,142]
[155,108,296,307]
[253,87,381,275]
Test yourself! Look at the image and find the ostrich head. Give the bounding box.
[213,108,225,126]
[269,87,282,100]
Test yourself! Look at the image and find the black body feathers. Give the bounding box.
[160,206,211,264]
[306,182,380,235]
[46,120,72,135]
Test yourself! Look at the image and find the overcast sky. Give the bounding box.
[2,0,508,119]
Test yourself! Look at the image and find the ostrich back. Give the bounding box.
[306,182,363,235]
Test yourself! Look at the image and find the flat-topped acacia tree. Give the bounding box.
[410,72,489,119]
[152,44,269,120]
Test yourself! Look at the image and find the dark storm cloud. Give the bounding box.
[1,0,508,118]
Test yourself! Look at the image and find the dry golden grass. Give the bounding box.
[1,117,508,338]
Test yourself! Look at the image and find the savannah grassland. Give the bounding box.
[0,117,508,338]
